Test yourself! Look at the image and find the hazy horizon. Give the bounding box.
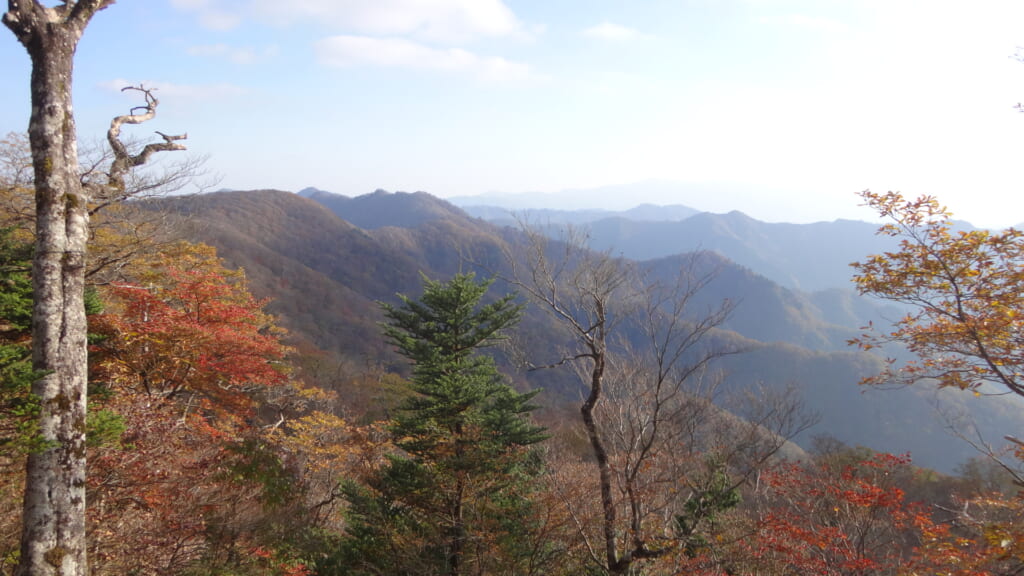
[4,1,1024,228]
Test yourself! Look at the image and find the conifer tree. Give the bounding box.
[341,273,547,576]
[0,227,40,457]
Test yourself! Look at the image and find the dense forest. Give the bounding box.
[3,2,1024,575]
[158,187,1024,473]
[4,133,1024,573]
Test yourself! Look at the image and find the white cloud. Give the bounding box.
[316,36,470,69]
[315,36,530,82]
[186,43,279,64]
[168,0,241,30]
[172,0,526,43]
[582,22,643,41]
[169,0,532,83]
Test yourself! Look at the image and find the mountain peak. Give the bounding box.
[297,186,339,198]
[305,189,469,230]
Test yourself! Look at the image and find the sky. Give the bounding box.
[3,1,1024,226]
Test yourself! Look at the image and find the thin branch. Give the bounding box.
[525,352,594,372]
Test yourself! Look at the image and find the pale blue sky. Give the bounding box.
[3,1,1024,226]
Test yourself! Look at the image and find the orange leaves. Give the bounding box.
[859,191,951,231]
[269,409,390,499]
[909,490,1024,575]
[80,241,304,572]
[733,453,926,575]
[85,393,239,574]
[755,448,1024,576]
[852,191,1024,398]
[249,546,313,575]
[92,242,291,422]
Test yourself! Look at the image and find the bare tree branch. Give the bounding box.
[105,85,187,194]
[504,222,763,574]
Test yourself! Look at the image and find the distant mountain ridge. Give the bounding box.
[292,190,865,351]
[299,187,884,291]
[459,204,700,225]
[444,180,801,218]
[142,188,1024,473]
[583,211,895,292]
[299,187,467,230]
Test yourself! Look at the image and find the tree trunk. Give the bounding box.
[3,3,111,575]
[18,33,90,576]
[581,350,627,575]
[448,477,464,576]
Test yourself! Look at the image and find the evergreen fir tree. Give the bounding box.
[0,227,117,456]
[0,228,46,455]
[340,273,547,576]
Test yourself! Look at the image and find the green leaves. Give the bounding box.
[341,273,547,575]
[0,227,32,331]
[380,273,543,461]
[380,273,523,365]
[0,229,48,456]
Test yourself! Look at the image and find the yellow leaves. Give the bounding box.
[294,385,333,403]
[268,403,392,484]
[854,191,1024,397]
[125,241,238,288]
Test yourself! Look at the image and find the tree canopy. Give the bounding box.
[852,190,1024,398]
[340,273,547,576]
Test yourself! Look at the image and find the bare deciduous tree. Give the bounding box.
[506,225,817,574]
[507,226,750,573]
[506,226,633,572]
[3,3,186,574]
[0,132,34,230]
[3,131,212,286]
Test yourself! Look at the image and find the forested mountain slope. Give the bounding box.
[299,187,469,230]
[146,189,1024,472]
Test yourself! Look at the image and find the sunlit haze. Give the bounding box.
[3,1,1024,226]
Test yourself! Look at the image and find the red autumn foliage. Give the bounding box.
[91,245,290,424]
[82,243,300,574]
[693,453,929,576]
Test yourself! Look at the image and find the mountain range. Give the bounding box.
[145,188,1024,473]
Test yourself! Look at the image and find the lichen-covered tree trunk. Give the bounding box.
[3,2,112,575]
[18,29,90,576]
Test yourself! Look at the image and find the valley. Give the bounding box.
[149,187,1024,473]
